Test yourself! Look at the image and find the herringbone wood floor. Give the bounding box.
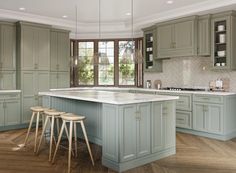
[0,129,236,173]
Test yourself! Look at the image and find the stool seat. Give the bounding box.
[61,113,85,121]
[30,106,49,112]
[44,110,65,116]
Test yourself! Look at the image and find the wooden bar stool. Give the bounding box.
[52,113,94,173]
[21,106,51,152]
[36,110,66,162]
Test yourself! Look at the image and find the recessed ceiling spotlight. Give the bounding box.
[62,15,68,18]
[19,7,26,11]
[125,12,131,16]
[167,0,174,4]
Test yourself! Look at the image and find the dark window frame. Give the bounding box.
[70,38,143,88]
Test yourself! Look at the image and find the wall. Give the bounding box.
[144,56,236,92]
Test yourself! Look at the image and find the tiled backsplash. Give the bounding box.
[144,56,236,92]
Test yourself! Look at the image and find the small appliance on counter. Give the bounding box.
[146,80,152,89]
[154,80,162,90]
[209,78,230,92]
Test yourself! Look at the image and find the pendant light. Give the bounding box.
[91,0,109,66]
[121,0,143,65]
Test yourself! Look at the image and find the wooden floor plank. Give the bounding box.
[0,129,236,173]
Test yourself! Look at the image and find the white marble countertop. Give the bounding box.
[0,90,21,93]
[50,87,236,96]
[39,90,179,105]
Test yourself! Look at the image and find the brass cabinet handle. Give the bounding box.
[57,64,59,70]
[0,62,2,68]
[34,64,38,69]
[135,111,141,120]
[177,118,185,121]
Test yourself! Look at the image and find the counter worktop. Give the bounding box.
[50,87,236,96]
[0,90,21,93]
[39,90,179,105]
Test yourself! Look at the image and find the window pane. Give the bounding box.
[119,41,135,85]
[78,42,94,85]
[98,41,114,85]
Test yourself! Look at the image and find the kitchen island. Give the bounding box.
[39,90,178,172]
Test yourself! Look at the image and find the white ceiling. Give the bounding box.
[0,0,235,38]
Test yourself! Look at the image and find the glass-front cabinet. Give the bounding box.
[212,11,236,70]
[143,26,162,72]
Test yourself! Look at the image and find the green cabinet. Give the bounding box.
[0,71,16,90]
[152,101,175,153]
[193,102,223,134]
[50,72,70,89]
[211,11,236,70]
[21,71,49,123]
[157,16,198,58]
[17,22,50,71]
[120,103,151,161]
[0,23,16,70]
[143,27,162,72]
[50,29,70,72]
[0,93,21,127]
[198,15,211,56]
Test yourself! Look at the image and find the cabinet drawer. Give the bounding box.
[193,95,223,104]
[157,92,192,111]
[0,93,20,100]
[176,111,192,129]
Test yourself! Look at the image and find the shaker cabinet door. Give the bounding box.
[137,103,151,157]
[120,105,137,162]
[37,28,50,70]
[0,71,16,90]
[208,104,223,135]
[50,31,58,71]
[0,24,16,70]
[5,99,20,126]
[21,26,36,70]
[158,24,173,51]
[193,103,208,132]
[0,101,4,126]
[57,32,70,72]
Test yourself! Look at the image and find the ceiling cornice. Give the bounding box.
[0,0,235,38]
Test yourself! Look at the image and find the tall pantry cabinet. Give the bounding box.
[50,29,70,89]
[16,22,51,123]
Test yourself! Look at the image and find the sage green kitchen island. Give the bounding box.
[39,90,178,172]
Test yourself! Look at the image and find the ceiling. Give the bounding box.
[0,0,235,38]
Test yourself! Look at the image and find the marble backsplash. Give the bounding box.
[144,56,236,92]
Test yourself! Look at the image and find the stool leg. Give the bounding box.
[49,116,55,162]
[36,116,49,154]
[22,112,35,146]
[34,111,40,153]
[68,121,73,173]
[56,118,60,137]
[52,120,65,164]
[74,122,78,158]
[65,124,75,157]
[80,121,94,166]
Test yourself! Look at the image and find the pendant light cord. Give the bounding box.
[99,0,101,39]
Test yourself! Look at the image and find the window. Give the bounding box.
[78,42,94,85]
[71,38,143,87]
[119,41,135,85]
[98,41,114,85]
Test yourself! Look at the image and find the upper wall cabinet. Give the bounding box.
[0,23,16,70]
[16,22,50,71]
[198,15,211,56]
[157,16,198,59]
[50,29,70,72]
[211,11,236,70]
[143,27,162,72]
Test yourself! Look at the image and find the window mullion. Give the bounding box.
[94,40,99,86]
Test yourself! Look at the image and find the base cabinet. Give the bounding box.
[0,93,21,128]
[193,102,223,134]
[119,103,151,162]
